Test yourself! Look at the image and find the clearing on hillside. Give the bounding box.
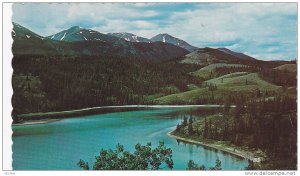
[191,63,248,79]
[274,64,296,73]
[154,72,280,104]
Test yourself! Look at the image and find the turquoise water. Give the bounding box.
[12,107,248,170]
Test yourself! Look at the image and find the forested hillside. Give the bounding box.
[172,95,297,169]
[12,56,202,119]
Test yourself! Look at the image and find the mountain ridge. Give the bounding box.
[151,33,198,52]
[107,32,198,52]
[108,32,151,43]
[180,47,259,65]
[12,23,189,61]
[47,26,121,42]
[217,48,257,61]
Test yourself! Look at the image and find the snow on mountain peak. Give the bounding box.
[60,32,67,41]
[150,33,197,52]
[12,30,16,37]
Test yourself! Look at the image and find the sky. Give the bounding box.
[12,3,297,61]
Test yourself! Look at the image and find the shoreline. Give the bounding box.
[12,119,61,126]
[15,104,228,123]
[18,104,228,117]
[167,131,264,163]
[14,104,227,126]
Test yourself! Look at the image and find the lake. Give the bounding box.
[12,107,248,170]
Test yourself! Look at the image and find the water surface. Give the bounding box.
[12,107,248,170]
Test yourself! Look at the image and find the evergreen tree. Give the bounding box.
[187,159,222,170]
[208,119,212,138]
[188,116,193,124]
[245,160,255,170]
[175,124,181,133]
[256,88,261,98]
[203,117,208,138]
[182,116,188,126]
[188,124,194,135]
[210,159,222,170]
[186,160,206,170]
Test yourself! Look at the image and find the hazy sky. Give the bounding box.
[12,3,297,61]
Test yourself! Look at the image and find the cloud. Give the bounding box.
[12,2,297,60]
[12,3,160,34]
[163,3,297,60]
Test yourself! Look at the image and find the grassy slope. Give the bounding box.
[205,72,278,88]
[154,72,280,104]
[190,63,247,79]
[180,52,216,65]
[198,63,246,71]
[274,64,297,73]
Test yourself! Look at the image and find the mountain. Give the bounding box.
[12,22,46,41]
[12,22,61,55]
[180,47,258,65]
[108,32,198,52]
[108,32,151,43]
[47,26,121,42]
[217,48,257,61]
[13,23,189,61]
[150,33,198,52]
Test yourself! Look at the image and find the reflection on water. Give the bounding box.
[12,107,248,170]
[188,144,194,158]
